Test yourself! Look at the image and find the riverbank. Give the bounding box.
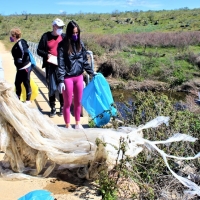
[107,75,200,95]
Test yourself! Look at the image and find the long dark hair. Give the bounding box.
[64,20,81,55]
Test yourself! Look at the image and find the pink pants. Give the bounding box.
[63,75,83,124]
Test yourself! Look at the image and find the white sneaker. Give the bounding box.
[75,124,84,129]
[66,125,73,129]
[25,101,31,105]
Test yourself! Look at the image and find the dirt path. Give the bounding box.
[0,41,101,200]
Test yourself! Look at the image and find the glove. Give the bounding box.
[91,72,98,77]
[58,83,65,93]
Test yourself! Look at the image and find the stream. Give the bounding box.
[112,89,189,120]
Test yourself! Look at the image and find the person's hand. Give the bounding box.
[91,72,98,78]
[58,83,65,93]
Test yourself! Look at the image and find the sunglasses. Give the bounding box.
[55,25,64,29]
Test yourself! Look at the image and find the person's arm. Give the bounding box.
[57,41,66,83]
[37,33,48,59]
[81,42,94,75]
[19,39,29,63]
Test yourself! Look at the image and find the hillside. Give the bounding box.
[1,8,200,41]
[1,8,200,92]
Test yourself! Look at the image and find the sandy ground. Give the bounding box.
[0,41,101,200]
[0,152,100,200]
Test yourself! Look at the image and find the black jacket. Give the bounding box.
[57,40,94,84]
[11,39,30,70]
[37,31,65,68]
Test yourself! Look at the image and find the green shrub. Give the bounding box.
[113,91,200,198]
[84,39,105,56]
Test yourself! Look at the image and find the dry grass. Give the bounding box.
[185,94,200,114]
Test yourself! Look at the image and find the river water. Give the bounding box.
[111,89,189,119]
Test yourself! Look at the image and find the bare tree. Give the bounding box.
[22,11,28,20]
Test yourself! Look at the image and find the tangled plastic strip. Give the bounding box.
[103,116,200,196]
[133,132,200,196]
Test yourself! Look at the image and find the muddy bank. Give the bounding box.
[107,77,200,95]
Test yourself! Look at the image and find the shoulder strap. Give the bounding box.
[20,39,29,47]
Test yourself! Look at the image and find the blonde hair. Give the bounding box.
[10,28,22,39]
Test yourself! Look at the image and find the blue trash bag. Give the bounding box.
[81,73,117,127]
[28,49,36,68]
[18,189,54,200]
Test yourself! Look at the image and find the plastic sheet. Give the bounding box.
[20,78,39,101]
[18,189,54,200]
[0,79,199,197]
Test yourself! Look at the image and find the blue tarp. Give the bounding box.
[18,189,54,200]
[81,73,117,127]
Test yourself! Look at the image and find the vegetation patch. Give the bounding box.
[94,91,200,199]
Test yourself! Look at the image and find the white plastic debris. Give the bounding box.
[0,80,199,196]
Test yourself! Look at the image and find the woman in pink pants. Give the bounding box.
[57,21,94,129]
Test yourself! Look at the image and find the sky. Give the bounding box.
[1,0,200,16]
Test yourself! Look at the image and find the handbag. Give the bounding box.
[81,73,117,127]
[28,50,36,68]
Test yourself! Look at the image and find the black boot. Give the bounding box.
[49,107,56,118]
[58,106,63,116]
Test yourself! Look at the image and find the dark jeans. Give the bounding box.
[46,64,64,108]
[49,93,64,108]
[15,66,32,101]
